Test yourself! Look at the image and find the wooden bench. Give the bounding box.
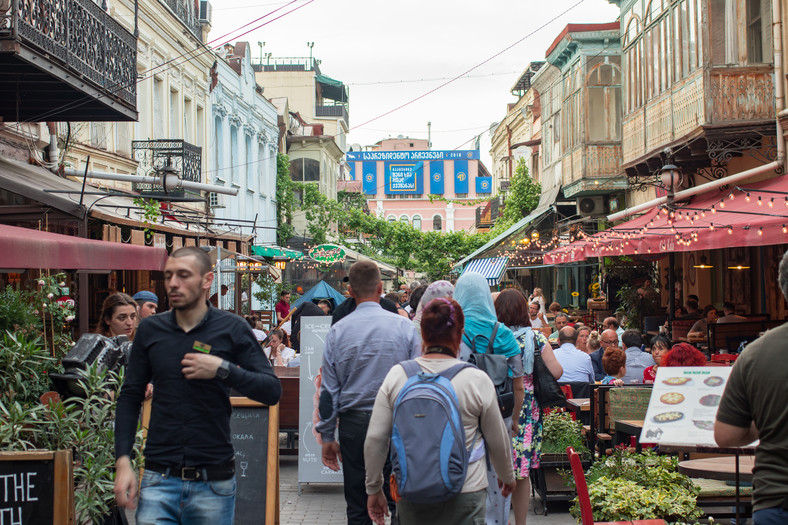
[707,320,783,353]
[669,319,696,342]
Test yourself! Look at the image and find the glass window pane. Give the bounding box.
[289,158,303,182]
[433,215,442,231]
[412,216,422,231]
[587,88,606,141]
[303,159,320,182]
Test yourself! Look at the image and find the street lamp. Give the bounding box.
[659,162,682,329]
[659,164,682,195]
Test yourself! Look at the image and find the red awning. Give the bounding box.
[545,173,788,262]
[0,224,169,271]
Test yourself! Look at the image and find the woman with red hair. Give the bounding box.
[662,343,707,367]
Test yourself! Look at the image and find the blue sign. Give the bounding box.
[476,176,493,194]
[348,161,356,181]
[346,150,480,162]
[454,160,469,194]
[429,161,444,195]
[384,161,424,194]
[362,161,377,195]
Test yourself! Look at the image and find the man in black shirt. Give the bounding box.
[114,247,281,524]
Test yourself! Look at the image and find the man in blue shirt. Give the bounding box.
[317,261,421,524]
[554,326,595,383]
[621,329,655,383]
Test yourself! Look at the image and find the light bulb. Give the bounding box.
[745,193,751,202]
[757,196,762,206]
[758,227,763,236]
[769,198,774,208]
[728,227,733,235]
[729,192,734,200]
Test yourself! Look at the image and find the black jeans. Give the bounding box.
[338,410,396,525]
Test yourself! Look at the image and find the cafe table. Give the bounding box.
[565,397,590,415]
[678,455,755,482]
[614,419,645,452]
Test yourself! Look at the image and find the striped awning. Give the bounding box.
[461,257,509,286]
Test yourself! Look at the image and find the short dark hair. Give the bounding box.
[703,305,716,316]
[605,317,620,329]
[558,326,578,345]
[650,334,671,351]
[722,301,736,312]
[317,299,331,307]
[555,313,569,322]
[602,347,626,376]
[421,298,464,351]
[409,284,428,311]
[384,292,400,304]
[621,329,642,348]
[348,261,380,298]
[171,246,212,275]
[686,298,699,311]
[494,289,530,328]
[280,290,290,298]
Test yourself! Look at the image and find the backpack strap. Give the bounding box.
[436,362,475,382]
[486,323,499,355]
[399,360,423,378]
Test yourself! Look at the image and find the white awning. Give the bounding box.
[461,257,509,286]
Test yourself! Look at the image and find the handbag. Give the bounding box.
[532,335,566,408]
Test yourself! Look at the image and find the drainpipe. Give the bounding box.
[62,168,239,196]
[46,122,59,164]
[506,125,513,180]
[608,9,786,223]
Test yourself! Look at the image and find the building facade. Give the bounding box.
[210,42,279,247]
[349,139,491,233]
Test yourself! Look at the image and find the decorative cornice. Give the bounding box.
[228,113,242,127]
[212,103,228,118]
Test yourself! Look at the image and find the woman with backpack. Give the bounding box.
[454,272,524,525]
[495,289,563,525]
[364,297,515,525]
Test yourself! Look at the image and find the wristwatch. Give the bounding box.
[216,359,231,380]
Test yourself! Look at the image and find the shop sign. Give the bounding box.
[308,244,345,263]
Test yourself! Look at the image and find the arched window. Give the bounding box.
[433,215,442,231]
[412,215,422,231]
[387,215,396,223]
[399,215,409,224]
[290,158,320,182]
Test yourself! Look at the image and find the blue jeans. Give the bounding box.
[135,468,236,525]
[753,506,788,525]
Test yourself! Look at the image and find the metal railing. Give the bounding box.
[316,104,348,124]
[132,140,202,194]
[0,0,137,106]
[159,0,202,41]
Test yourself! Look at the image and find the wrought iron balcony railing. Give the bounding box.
[316,104,349,125]
[0,0,137,111]
[132,140,202,195]
[158,0,202,42]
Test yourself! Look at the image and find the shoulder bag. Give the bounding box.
[532,334,566,408]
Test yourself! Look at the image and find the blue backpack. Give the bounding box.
[390,360,477,504]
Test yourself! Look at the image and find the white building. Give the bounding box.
[210,42,279,247]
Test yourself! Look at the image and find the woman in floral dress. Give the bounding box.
[494,289,563,525]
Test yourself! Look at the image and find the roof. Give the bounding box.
[545,22,621,58]
[315,74,347,102]
[251,245,304,259]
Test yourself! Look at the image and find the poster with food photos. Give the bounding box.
[640,367,732,446]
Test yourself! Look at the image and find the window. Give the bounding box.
[433,215,442,231]
[454,193,467,199]
[153,77,164,139]
[399,215,409,224]
[246,134,253,190]
[412,215,422,231]
[712,0,771,65]
[90,123,108,149]
[184,98,193,142]
[214,116,223,176]
[387,215,396,223]
[230,125,238,185]
[586,58,622,142]
[289,158,320,182]
[747,0,771,63]
[170,90,179,138]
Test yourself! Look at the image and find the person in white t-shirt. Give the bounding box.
[528,302,547,329]
[268,328,296,366]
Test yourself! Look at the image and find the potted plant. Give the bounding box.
[570,447,704,523]
[531,410,589,512]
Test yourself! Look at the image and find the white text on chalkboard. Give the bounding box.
[0,472,38,503]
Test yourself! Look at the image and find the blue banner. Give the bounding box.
[348,161,356,181]
[362,161,377,195]
[476,176,493,194]
[429,161,444,195]
[454,160,469,194]
[347,150,480,162]
[384,161,424,194]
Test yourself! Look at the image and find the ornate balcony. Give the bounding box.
[159,0,202,42]
[132,140,202,197]
[0,0,137,121]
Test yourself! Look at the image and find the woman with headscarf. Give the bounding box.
[454,272,523,525]
[412,280,454,339]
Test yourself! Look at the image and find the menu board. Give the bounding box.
[641,366,732,447]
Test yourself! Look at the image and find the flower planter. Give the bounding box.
[530,452,589,516]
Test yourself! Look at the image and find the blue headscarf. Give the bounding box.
[454,272,520,358]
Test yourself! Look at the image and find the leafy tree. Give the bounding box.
[275,153,296,246]
[501,157,541,224]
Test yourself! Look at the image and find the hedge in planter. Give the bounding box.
[570,447,703,523]
[542,410,588,457]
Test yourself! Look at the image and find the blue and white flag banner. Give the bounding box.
[476,176,493,194]
[454,160,469,194]
[429,161,444,195]
[362,161,377,195]
[384,161,424,195]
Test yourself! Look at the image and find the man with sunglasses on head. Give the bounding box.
[589,329,621,381]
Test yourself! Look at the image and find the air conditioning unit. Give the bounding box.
[198,0,212,25]
[577,195,606,216]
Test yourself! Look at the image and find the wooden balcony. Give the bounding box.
[0,0,137,122]
[562,143,627,198]
[622,67,775,173]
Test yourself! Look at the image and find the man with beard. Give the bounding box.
[113,246,281,524]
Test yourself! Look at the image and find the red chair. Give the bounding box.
[543,385,577,420]
[566,446,668,525]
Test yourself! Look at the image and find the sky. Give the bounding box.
[208,0,621,168]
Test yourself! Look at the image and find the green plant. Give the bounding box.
[500,157,541,225]
[0,331,57,407]
[541,410,588,456]
[569,447,702,523]
[0,286,39,334]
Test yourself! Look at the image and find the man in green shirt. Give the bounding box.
[715,250,788,525]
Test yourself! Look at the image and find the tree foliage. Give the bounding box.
[500,157,541,225]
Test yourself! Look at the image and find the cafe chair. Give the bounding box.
[567,446,668,525]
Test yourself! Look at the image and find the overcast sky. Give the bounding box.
[209,0,620,167]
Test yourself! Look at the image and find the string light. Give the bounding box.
[783,224,787,234]
[745,193,751,202]
[728,192,735,200]
[711,206,716,214]
[709,223,715,231]
[719,199,726,209]
[758,227,763,236]
[727,226,733,235]
[757,196,763,206]
[769,198,774,208]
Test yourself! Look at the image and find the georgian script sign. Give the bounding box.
[0,450,73,525]
[308,245,346,264]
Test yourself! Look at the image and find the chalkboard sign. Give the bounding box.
[230,398,279,525]
[298,317,344,484]
[0,450,73,525]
